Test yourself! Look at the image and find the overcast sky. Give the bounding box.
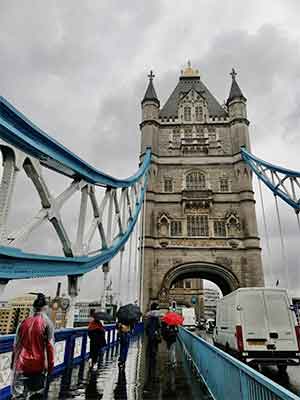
[1,0,300,301]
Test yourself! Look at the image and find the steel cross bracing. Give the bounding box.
[241,146,300,211]
[0,97,151,280]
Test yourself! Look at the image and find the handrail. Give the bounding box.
[0,96,151,188]
[179,327,299,400]
[0,322,144,399]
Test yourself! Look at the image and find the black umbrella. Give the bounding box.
[116,304,141,324]
[94,311,114,322]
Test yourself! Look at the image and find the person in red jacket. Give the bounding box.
[88,313,106,371]
[11,293,54,400]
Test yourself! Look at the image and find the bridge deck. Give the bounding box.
[46,335,211,400]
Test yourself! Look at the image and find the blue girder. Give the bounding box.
[0,97,151,187]
[0,183,145,279]
[0,97,151,279]
[241,146,300,210]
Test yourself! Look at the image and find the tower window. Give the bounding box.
[185,280,191,289]
[184,106,191,121]
[164,178,173,192]
[171,221,182,236]
[186,171,206,190]
[174,280,184,289]
[220,178,229,192]
[195,106,203,121]
[187,215,209,236]
[214,220,226,237]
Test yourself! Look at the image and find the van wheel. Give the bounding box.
[277,364,288,374]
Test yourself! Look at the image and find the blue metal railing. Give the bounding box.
[179,327,299,400]
[0,322,143,399]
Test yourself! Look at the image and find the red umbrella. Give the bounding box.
[162,311,184,326]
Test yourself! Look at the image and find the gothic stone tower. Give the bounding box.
[140,64,264,310]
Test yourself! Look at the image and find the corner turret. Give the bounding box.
[141,70,160,121]
[140,71,160,155]
[227,68,247,121]
[227,68,250,152]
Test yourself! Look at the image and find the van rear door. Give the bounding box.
[264,290,297,351]
[240,291,269,350]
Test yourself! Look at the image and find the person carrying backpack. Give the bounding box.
[11,293,54,400]
[161,322,178,368]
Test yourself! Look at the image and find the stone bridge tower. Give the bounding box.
[140,64,264,310]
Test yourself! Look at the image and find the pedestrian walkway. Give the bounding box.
[45,335,211,399]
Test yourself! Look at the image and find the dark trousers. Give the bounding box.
[146,338,159,380]
[118,332,130,363]
[12,372,46,399]
[90,342,102,365]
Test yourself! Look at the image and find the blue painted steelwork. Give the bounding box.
[0,97,151,187]
[241,146,300,211]
[0,179,147,279]
[179,327,299,400]
[0,96,151,279]
[0,322,143,399]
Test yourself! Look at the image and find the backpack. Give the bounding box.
[162,324,178,343]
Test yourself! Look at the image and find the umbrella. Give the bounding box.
[117,304,142,324]
[162,311,184,326]
[94,311,113,322]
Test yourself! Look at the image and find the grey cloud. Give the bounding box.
[1,1,300,299]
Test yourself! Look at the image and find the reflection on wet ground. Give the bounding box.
[46,336,211,399]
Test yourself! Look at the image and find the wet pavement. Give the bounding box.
[46,335,212,399]
[197,330,300,397]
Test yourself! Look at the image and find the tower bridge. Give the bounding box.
[140,63,263,309]
[0,64,299,399]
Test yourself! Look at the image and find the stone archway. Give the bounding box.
[158,261,240,305]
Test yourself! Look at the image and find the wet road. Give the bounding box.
[197,330,300,397]
[46,336,212,399]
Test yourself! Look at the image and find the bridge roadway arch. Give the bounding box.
[158,261,240,305]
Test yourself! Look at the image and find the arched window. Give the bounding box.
[186,171,206,190]
[195,106,203,121]
[184,106,191,121]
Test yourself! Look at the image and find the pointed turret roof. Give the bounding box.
[227,68,246,104]
[142,70,160,106]
[160,62,227,118]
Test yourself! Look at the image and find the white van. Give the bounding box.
[182,307,196,331]
[213,288,300,372]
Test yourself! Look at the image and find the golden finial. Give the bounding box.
[181,61,200,78]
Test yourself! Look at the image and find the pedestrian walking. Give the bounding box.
[116,303,141,369]
[117,323,131,369]
[88,313,106,371]
[11,293,54,400]
[161,311,183,369]
[161,322,178,368]
[145,303,161,368]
